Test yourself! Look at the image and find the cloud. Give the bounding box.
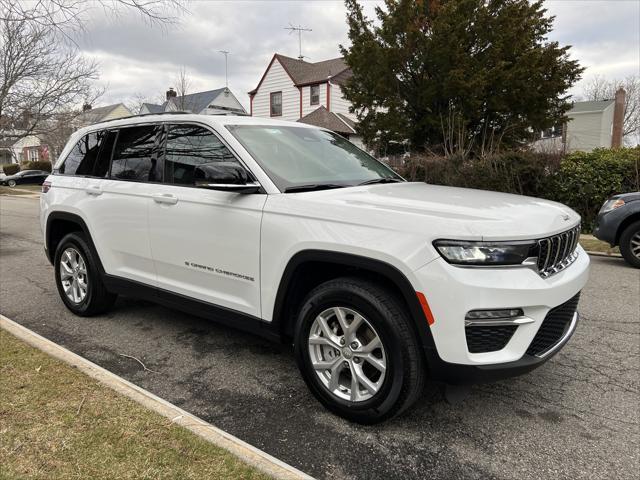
[77,0,639,109]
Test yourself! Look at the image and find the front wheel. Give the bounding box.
[619,220,640,268]
[7,179,16,187]
[294,277,425,424]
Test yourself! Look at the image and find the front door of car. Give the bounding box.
[147,123,266,318]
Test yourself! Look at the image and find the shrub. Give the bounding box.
[397,147,640,231]
[548,148,639,230]
[2,164,20,176]
[25,160,52,172]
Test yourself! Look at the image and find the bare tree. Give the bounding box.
[0,14,99,143]
[173,66,192,111]
[582,74,639,141]
[0,0,186,40]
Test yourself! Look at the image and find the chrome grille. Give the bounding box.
[536,225,581,278]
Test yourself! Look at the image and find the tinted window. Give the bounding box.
[110,125,160,182]
[60,131,105,176]
[164,124,240,185]
[93,130,117,178]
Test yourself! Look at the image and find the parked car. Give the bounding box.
[40,113,589,423]
[593,192,640,268]
[1,169,50,187]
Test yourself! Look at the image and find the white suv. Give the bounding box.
[40,113,589,423]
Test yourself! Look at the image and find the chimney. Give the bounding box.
[166,87,177,101]
[611,87,625,148]
[82,103,92,112]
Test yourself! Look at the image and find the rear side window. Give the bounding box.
[93,130,118,178]
[110,125,160,182]
[59,131,105,176]
[164,124,239,185]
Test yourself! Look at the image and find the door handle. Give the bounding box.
[85,186,103,196]
[152,193,178,205]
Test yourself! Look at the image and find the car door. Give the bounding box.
[147,123,266,318]
[67,125,161,286]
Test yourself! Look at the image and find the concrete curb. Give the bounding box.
[0,314,314,480]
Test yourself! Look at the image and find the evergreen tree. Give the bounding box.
[340,0,584,155]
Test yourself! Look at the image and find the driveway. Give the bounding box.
[1,196,638,480]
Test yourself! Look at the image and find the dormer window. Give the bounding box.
[310,85,320,105]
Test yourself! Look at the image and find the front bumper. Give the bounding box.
[413,246,589,380]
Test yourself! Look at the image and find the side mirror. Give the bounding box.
[194,163,260,193]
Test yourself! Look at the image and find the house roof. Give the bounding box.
[249,54,350,94]
[168,88,228,113]
[141,102,164,114]
[75,103,131,124]
[298,106,356,134]
[570,99,615,114]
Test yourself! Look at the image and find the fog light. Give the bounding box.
[465,308,524,320]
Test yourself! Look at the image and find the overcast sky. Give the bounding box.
[77,0,640,111]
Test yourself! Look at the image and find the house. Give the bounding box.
[0,134,48,166]
[140,87,246,115]
[73,103,133,128]
[533,87,626,153]
[248,53,362,147]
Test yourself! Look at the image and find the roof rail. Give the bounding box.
[87,110,249,127]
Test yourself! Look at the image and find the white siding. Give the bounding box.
[206,89,246,113]
[565,107,613,152]
[103,104,132,121]
[301,83,328,117]
[252,59,299,121]
[331,85,357,122]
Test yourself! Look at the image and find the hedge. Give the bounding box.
[25,160,52,172]
[2,164,20,175]
[397,147,640,231]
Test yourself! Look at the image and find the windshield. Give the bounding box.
[226,125,402,192]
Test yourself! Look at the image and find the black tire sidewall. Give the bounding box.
[620,221,640,268]
[54,233,99,315]
[294,281,409,421]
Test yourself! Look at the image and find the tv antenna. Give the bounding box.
[284,23,312,60]
[219,50,230,88]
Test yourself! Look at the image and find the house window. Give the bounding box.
[270,91,282,117]
[541,124,563,139]
[28,148,39,161]
[310,85,320,105]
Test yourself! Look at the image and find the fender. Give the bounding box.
[44,212,104,272]
[271,249,438,355]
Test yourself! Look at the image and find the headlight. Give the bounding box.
[433,240,536,265]
[599,198,625,213]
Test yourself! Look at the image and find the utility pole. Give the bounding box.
[219,50,230,89]
[284,24,312,60]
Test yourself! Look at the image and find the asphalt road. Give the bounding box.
[1,195,638,480]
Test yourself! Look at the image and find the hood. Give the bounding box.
[270,182,581,241]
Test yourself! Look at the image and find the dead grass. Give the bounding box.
[0,329,271,480]
[579,235,620,255]
[0,185,39,196]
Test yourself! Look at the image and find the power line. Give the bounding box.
[284,23,312,60]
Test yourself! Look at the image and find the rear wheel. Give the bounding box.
[54,232,117,315]
[294,277,425,424]
[7,179,16,187]
[619,220,640,268]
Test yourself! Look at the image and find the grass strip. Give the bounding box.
[0,329,270,480]
[579,235,620,255]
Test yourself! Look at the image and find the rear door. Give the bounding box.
[147,123,266,317]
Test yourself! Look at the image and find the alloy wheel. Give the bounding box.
[59,247,88,303]
[631,231,640,260]
[308,306,387,402]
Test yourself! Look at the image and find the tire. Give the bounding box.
[7,180,16,187]
[294,277,425,424]
[619,220,640,268]
[54,232,117,315]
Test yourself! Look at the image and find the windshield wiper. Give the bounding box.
[284,183,346,193]
[357,177,404,186]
